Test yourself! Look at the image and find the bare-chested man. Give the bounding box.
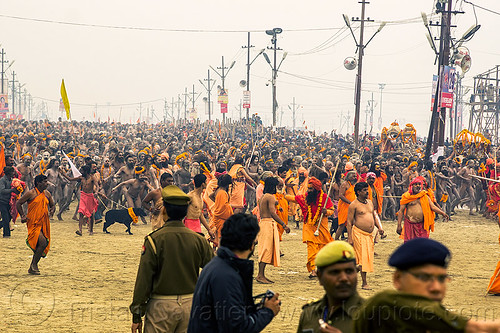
[186,174,215,239]
[257,177,290,284]
[63,165,99,236]
[142,172,173,230]
[402,161,419,190]
[347,182,384,289]
[17,154,34,189]
[112,166,154,224]
[45,158,65,219]
[397,176,448,243]
[454,159,477,215]
[113,154,136,207]
[174,160,192,193]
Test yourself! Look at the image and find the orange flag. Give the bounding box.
[0,143,5,175]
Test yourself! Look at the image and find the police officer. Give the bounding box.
[297,241,364,333]
[353,238,500,332]
[130,185,214,333]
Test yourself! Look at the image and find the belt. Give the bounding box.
[151,293,193,300]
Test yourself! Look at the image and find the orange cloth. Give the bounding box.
[487,233,500,294]
[210,189,233,242]
[228,164,245,207]
[275,193,289,241]
[306,242,325,273]
[297,177,309,196]
[372,173,386,214]
[229,181,245,208]
[352,225,374,273]
[400,190,436,233]
[203,177,218,216]
[26,188,51,257]
[338,183,356,225]
[367,185,383,215]
[258,217,280,267]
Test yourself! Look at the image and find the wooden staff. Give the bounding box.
[314,159,341,236]
[471,174,500,183]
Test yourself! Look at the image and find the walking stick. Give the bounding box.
[314,159,340,236]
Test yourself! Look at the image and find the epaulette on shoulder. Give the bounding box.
[302,298,321,310]
[145,227,162,238]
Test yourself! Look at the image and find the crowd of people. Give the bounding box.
[2,118,500,332]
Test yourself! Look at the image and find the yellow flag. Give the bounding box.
[60,79,71,120]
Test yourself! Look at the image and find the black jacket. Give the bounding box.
[188,246,274,333]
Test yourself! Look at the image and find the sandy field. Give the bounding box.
[2,207,500,332]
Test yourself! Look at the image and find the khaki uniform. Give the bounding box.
[130,220,214,332]
[352,290,469,332]
[297,293,364,333]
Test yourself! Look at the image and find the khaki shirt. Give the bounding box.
[129,220,214,320]
[352,290,469,332]
[297,292,364,333]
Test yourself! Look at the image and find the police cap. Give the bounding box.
[315,241,356,268]
[388,238,451,270]
[161,185,191,206]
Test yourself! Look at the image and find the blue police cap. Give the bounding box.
[388,238,451,270]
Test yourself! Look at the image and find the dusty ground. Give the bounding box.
[2,208,500,332]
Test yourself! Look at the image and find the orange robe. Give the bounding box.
[338,183,356,225]
[368,185,383,215]
[352,225,374,273]
[488,232,500,294]
[275,193,289,241]
[203,177,218,216]
[228,164,245,208]
[295,193,334,272]
[26,189,51,257]
[372,172,386,215]
[210,189,233,243]
[258,218,280,267]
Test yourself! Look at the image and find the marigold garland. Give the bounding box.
[307,191,325,225]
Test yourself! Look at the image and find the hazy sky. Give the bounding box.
[0,0,498,137]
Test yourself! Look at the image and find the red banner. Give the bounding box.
[220,103,228,114]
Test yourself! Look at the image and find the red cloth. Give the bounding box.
[78,191,98,218]
[308,177,322,191]
[403,216,429,243]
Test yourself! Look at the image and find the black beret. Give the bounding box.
[388,238,451,270]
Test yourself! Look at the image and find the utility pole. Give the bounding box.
[1,49,6,94]
[239,99,242,121]
[200,69,215,121]
[343,3,385,148]
[424,0,459,159]
[243,32,253,120]
[378,83,385,130]
[288,97,298,130]
[11,71,17,114]
[177,94,182,122]
[369,92,375,134]
[211,56,236,124]
[183,87,188,120]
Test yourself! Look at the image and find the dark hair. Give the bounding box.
[35,174,47,187]
[163,202,188,220]
[318,171,329,182]
[81,165,91,177]
[354,181,369,196]
[194,173,207,188]
[160,172,172,182]
[277,166,288,175]
[263,177,278,194]
[234,156,244,165]
[220,213,260,252]
[218,174,232,189]
[3,166,14,176]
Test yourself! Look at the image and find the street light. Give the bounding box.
[265,27,283,127]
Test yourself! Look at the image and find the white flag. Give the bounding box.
[62,151,82,178]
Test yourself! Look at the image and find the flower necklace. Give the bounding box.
[307,191,324,225]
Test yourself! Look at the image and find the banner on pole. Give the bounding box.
[431,75,438,111]
[60,79,71,120]
[441,66,455,108]
[243,91,251,108]
[0,94,9,112]
[218,88,228,104]
[220,103,228,114]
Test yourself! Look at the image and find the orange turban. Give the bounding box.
[308,177,322,191]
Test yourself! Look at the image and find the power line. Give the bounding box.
[463,0,500,16]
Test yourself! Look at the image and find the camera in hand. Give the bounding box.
[253,289,275,309]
